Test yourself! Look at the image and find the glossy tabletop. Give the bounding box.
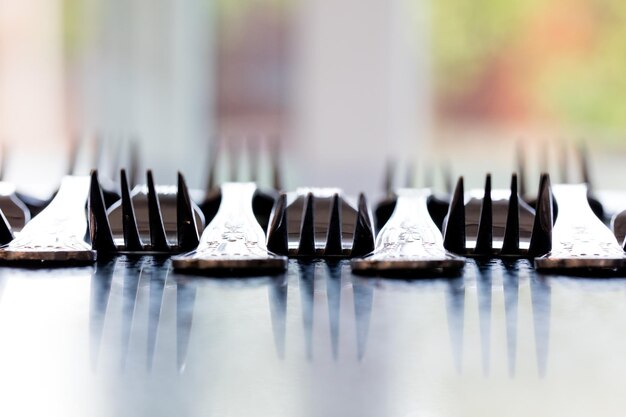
[0,258,625,417]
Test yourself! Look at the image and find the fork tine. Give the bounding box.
[120,169,144,251]
[267,193,288,255]
[442,162,453,195]
[443,177,466,254]
[228,137,240,182]
[271,137,282,191]
[528,173,553,257]
[423,163,434,189]
[516,142,526,198]
[0,142,7,181]
[324,194,343,256]
[405,161,416,188]
[66,135,79,176]
[578,142,592,191]
[206,141,219,193]
[128,140,140,189]
[93,134,105,171]
[146,170,170,251]
[351,193,375,257]
[111,138,124,183]
[539,141,549,174]
[0,209,14,245]
[89,170,116,252]
[298,193,316,256]
[474,174,493,256]
[576,141,604,220]
[249,137,260,183]
[559,141,569,183]
[177,172,199,251]
[501,174,521,255]
[501,174,520,256]
[383,159,394,197]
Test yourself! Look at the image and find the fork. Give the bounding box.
[172,182,288,274]
[0,175,95,263]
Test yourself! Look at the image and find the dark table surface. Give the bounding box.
[1,257,626,417]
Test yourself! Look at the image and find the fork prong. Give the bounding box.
[267,193,288,255]
[383,159,394,197]
[298,193,316,256]
[206,141,219,193]
[67,135,80,176]
[120,169,144,251]
[528,173,553,257]
[146,170,170,251]
[443,177,466,254]
[351,193,375,257]
[93,134,105,171]
[270,137,282,191]
[128,140,140,189]
[474,174,493,256]
[324,194,343,256]
[89,170,116,252]
[228,137,240,182]
[423,163,434,189]
[0,142,8,181]
[249,137,260,183]
[0,209,14,245]
[476,180,494,251]
[578,142,593,191]
[405,161,416,188]
[177,172,199,251]
[111,138,124,183]
[539,141,549,174]
[501,173,520,256]
[442,162,453,195]
[559,141,569,183]
[516,142,527,198]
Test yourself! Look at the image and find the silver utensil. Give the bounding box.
[351,188,465,274]
[0,175,95,263]
[172,182,287,273]
[535,183,626,271]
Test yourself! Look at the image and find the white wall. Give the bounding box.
[290,0,430,197]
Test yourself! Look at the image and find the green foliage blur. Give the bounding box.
[433,0,626,133]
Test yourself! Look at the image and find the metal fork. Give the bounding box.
[351,188,465,275]
[534,180,626,272]
[172,182,288,274]
[0,175,95,263]
[264,188,375,258]
[89,170,202,254]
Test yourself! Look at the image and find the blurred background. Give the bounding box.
[1,0,626,197]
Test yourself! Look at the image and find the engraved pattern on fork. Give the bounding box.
[535,184,626,270]
[352,188,465,272]
[172,182,287,271]
[1,176,92,255]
